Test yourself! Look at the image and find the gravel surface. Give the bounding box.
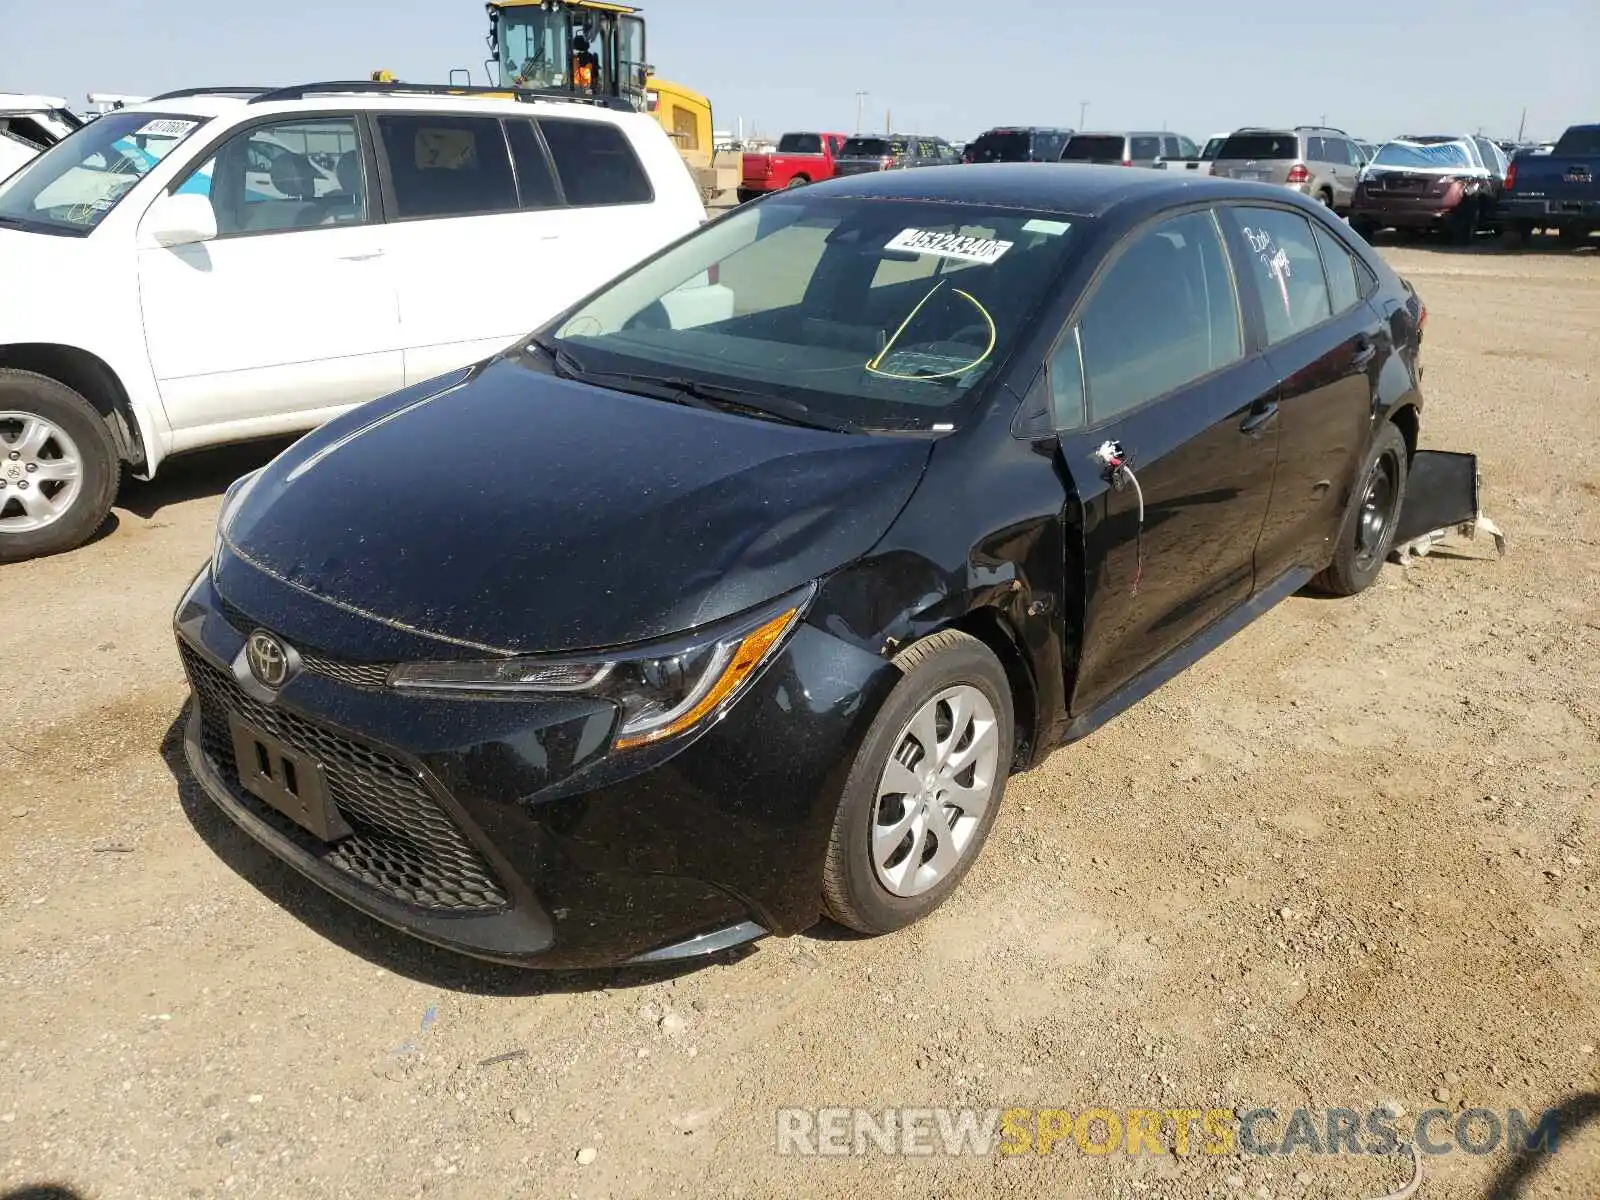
[2,239,1597,1199]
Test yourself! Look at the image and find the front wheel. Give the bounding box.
[0,370,119,563]
[822,630,1014,935]
[1310,421,1409,597]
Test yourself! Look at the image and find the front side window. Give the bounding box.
[377,114,517,220]
[537,118,651,206]
[1076,209,1243,423]
[0,110,205,234]
[547,198,1079,431]
[185,117,367,236]
[1231,206,1332,345]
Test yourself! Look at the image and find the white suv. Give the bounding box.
[0,82,722,560]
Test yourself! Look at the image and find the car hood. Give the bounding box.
[221,355,934,655]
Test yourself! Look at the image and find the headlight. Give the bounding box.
[388,584,815,750]
[214,469,262,564]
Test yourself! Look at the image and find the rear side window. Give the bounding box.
[377,115,517,220]
[1312,222,1363,315]
[504,119,562,210]
[1077,209,1244,422]
[1130,136,1161,161]
[538,118,652,206]
[1218,133,1298,160]
[1305,137,1326,161]
[777,133,822,154]
[1231,206,1332,344]
[1061,135,1126,162]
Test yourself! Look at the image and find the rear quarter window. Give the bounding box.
[537,118,653,207]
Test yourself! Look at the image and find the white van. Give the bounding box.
[0,82,727,560]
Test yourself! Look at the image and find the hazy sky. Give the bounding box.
[6,0,1596,144]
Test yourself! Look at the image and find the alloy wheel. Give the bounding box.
[0,412,83,534]
[871,685,1001,898]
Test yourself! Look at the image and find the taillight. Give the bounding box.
[1286,163,1311,184]
[1121,159,1132,167]
[880,155,894,168]
[1504,161,1517,191]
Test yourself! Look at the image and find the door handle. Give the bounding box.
[1241,403,1279,437]
[1351,336,1377,369]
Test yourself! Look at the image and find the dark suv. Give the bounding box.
[964,127,1073,164]
[833,134,959,176]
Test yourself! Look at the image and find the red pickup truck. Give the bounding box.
[739,132,850,202]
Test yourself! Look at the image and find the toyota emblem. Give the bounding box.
[246,630,292,690]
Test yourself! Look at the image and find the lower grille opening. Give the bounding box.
[180,641,508,914]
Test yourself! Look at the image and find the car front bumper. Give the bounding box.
[173,563,898,969]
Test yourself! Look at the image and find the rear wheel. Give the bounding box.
[1448,200,1479,245]
[0,370,119,563]
[1350,216,1379,241]
[786,175,810,188]
[1558,224,1589,247]
[1310,421,1409,597]
[823,630,1014,936]
[1317,187,1334,209]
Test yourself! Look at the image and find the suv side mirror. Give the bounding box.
[146,192,218,248]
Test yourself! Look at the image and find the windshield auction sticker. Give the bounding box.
[134,119,199,139]
[887,228,1014,264]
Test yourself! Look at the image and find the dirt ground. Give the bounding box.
[2,239,1597,1200]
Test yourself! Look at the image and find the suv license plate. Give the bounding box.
[229,715,352,843]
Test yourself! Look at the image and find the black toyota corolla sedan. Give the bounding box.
[175,164,1433,969]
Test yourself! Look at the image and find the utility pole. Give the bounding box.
[1516,106,1527,142]
[1079,100,1089,128]
[855,91,868,134]
[886,107,891,135]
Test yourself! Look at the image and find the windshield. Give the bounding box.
[777,133,823,154]
[840,137,902,158]
[1372,140,1474,170]
[1060,135,1125,162]
[1216,133,1297,160]
[1201,137,1225,160]
[544,197,1079,432]
[0,110,203,234]
[968,132,1031,162]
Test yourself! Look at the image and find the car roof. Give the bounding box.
[812,162,1288,218]
[124,86,644,126]
[0,93,69,110]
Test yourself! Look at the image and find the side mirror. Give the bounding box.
[146,192,218,248]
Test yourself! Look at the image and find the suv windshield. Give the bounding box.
[777,133,823,154]
[543,196,1079,432]
[1372,140,1474,170]
[1060,135,1125,162]
[1216,132,1297,160]
[967,131,1031,162]
[0,111,205,234]
[840,137,901,158]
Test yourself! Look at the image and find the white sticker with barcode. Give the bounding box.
[135,119,198,139]
[886,228,1014,264]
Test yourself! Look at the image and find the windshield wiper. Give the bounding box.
[528,340,862,435]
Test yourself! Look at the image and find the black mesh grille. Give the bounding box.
[179,641,508,913]
[300,654,395,690]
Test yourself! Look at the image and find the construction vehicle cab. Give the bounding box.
[487,0,648,107]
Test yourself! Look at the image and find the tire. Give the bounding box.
[1350,217,1378,241]
[1317,188,1334,209]
[1310,421,1409,598]
[822,629,1015,935]
[786,175,809,188]
[1557,225,1588,247]
[1448,200,1478,246]
[0,370,119,563]
[735,188,761,204]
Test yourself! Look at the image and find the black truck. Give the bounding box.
[1497,123,1600,244]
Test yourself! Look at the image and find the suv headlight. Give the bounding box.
[389,584,815,750]
[214,469,262,564]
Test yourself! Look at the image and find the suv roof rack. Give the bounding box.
[146,87,275,102]
[1294,124,1349,135]
[246,80,634,111]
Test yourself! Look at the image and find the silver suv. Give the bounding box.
[1210,126,1366,213]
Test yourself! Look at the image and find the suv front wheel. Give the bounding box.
[0,370,119,563]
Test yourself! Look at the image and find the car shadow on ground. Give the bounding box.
[2,1189,90,1200]
[1481,1090,1600,1198]
[115,436,299,521]
[157,708,750,996]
